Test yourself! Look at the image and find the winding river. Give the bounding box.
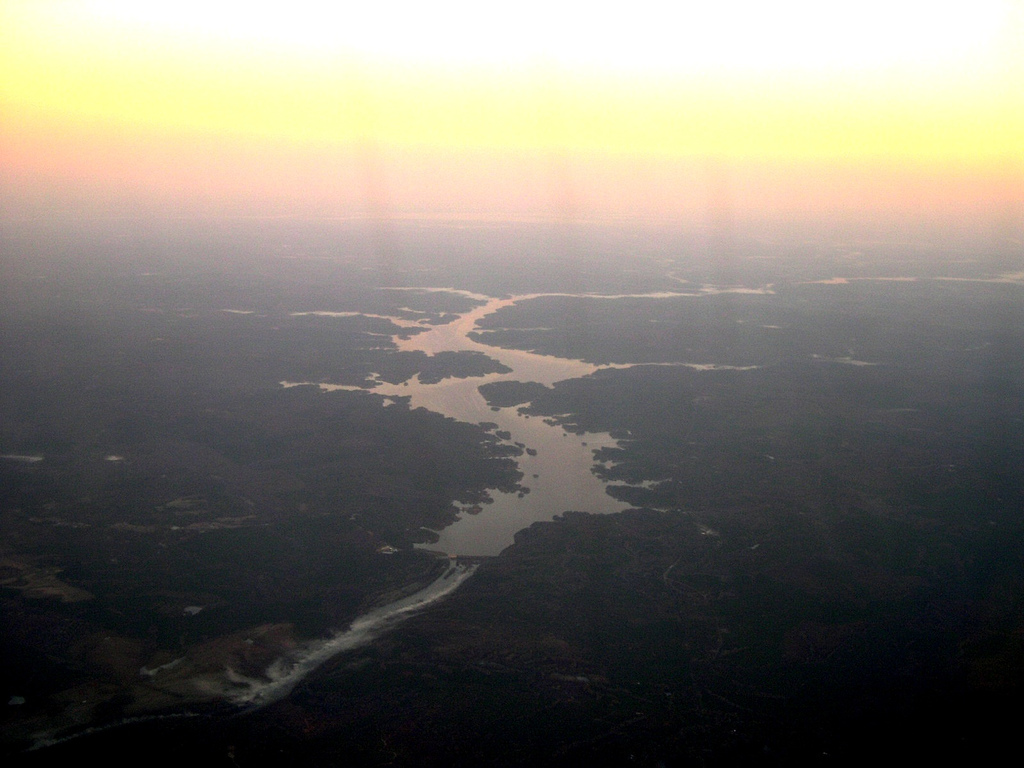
[288,290,640,556]
[287,288,764,555]
[210,290,647,713]
[35,288,758,738]
[236,288,755,708]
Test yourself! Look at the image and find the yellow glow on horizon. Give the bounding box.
[3,1,1021,155]
[1,1,1021,220]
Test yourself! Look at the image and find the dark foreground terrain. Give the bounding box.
[2,220,1022,765]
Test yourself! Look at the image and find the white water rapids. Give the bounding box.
[217,562,477,706]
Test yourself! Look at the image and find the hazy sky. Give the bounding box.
[2,1,1021,226]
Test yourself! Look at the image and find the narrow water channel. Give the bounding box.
[222,562,478,706]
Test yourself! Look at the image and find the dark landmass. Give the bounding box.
[478,380,551,408]
[2,220,1022,764]
[302,507,1021,766]
[470,280,1023,367]
[0,235,525,752]
[210,270,1020,764]
[23,508,1021,766]
[373,350,511,385]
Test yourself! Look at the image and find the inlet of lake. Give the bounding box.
[286,290,634,556]
[284,288,761,556]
